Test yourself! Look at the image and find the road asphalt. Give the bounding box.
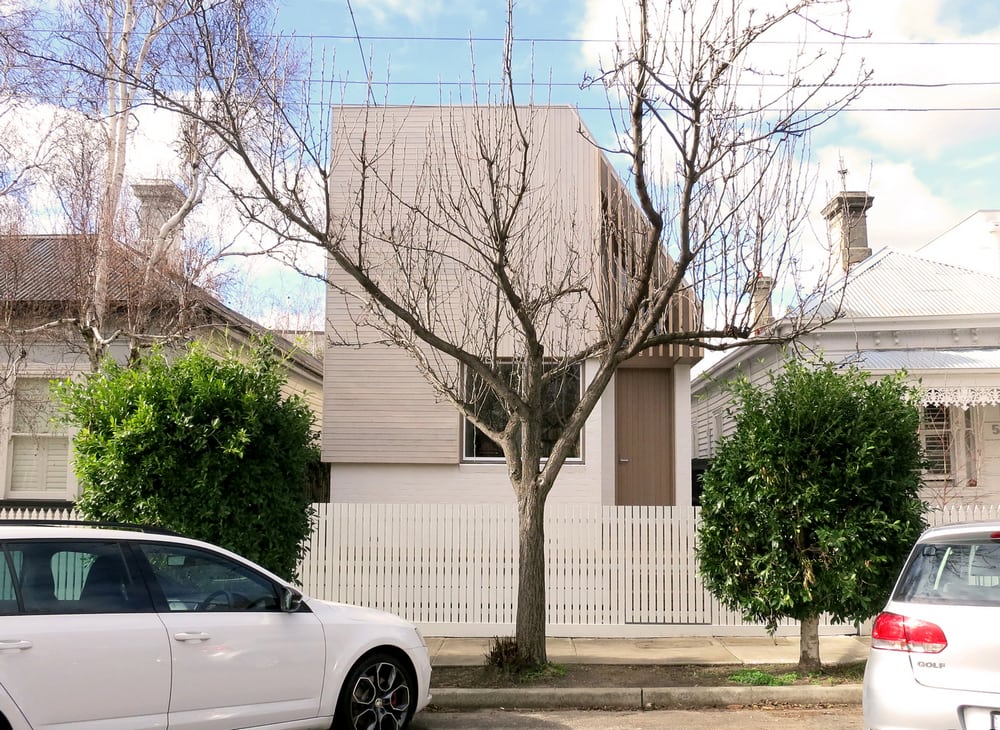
[424,634,869,711]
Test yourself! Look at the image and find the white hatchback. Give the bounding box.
[0,522,432,729]
[863,521,1000,730]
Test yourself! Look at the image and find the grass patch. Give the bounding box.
[430,660,868,690]
[727,661,866,687]
[728,668,798,686]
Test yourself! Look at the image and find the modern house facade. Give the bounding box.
[692,192,1000,507]
[324,105,701,506]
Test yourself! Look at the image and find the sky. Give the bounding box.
[264,0,1000,258]
[20,0,1000,328]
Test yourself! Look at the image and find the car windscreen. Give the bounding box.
[896,540,1000,606]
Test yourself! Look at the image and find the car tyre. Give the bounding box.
[333,652,416,730]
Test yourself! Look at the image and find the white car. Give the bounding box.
[863,521,1000,730]
[0,521,432,729]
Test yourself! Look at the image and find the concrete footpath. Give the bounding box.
[425,635,870,711]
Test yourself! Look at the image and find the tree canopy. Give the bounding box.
[696,358,926,670]
[54,340,318,581]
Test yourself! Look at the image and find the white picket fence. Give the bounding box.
[4,502,997,637]
[298,502,1000,637]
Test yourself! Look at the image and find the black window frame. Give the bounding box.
[462,360,583,462]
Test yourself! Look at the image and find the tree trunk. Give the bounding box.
[798,614,821,673]
[514,486,547,665]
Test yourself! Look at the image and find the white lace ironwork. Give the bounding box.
[922,386,1000,408]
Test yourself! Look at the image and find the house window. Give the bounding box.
[7,378,72,500]
[463,362,582,461]
[920,404,952,477]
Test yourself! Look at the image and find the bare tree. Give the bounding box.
[3,0,238,368]
[106,0,867,663]
[0,2,59,219]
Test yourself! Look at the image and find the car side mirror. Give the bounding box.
[280,586,304,613]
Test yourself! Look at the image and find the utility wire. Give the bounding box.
[344,0,376,105]
[24,27,1000,47]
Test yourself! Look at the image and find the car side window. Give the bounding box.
[137,543,281,612]
[6,541,150,614]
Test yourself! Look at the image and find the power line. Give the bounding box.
[297,34,1000,48]
[344,0,376,106]
[25,27,1000,48]
[16,90,1000,113]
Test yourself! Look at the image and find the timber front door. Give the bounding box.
[615,368,675,505]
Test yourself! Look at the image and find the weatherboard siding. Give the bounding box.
[324,339,459,464]
[324,105,606,466]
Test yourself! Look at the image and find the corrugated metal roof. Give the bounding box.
[0,234,140,301]
[815,248,1000,319]
[842,349,1000,371]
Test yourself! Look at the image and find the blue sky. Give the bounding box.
[266,0,1000,256]
[112,0,1000,325]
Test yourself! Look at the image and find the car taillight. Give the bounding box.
[871,611,947,653]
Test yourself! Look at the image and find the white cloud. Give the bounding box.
[577,0,1000,159]
[841,0,1000,157]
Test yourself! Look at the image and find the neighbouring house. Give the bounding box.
[0,181,324,506]
[692,191,1000,507]
[918,209,1000,277]
[324,105,702,506]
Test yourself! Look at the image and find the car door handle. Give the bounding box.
[0,640,32,651]
[174,632,211,643]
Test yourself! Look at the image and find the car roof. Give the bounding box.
[918,520,1000,542]
[0,522,293,586]
[0,523,189,542]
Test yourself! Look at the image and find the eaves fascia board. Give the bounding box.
[821,312,1000,334]
[198,299,325,382]
[690,340,774,394]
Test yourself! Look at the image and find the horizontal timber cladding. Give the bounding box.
[324,340,459,464]
[324,105,608,465]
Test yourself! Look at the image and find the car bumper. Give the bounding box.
[408,643,433,715]
[864,650,1000,729]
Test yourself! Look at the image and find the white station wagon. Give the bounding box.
[864,521,1000,730]
[0,521,432,729]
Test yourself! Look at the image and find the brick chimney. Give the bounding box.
[822,191,874,272]
[132,180,186,270]
[750,273,774,333]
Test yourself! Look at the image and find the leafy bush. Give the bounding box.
[55,340,318,581]
[697,357,926,669]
